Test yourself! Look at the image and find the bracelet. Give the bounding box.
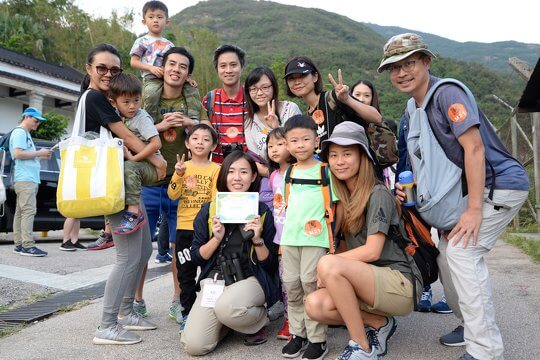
[253,238,264,247]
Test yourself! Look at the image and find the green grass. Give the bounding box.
[0,324,25,338]
[502,234,540,263]
[57,300,90,313]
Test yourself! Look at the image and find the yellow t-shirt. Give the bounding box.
[167,161,220,230]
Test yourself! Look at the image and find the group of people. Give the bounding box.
[6,2,529,360]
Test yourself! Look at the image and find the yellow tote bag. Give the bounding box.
[57,90,125,218]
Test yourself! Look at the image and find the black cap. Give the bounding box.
[284,60,316,78]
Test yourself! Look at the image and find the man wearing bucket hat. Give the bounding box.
[9,107,53,257]
[380,33,529,360]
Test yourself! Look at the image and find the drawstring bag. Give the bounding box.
[57,90,125,218]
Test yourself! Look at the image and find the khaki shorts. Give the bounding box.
[359,265,414,317]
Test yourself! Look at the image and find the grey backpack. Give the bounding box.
[406,79,479,230]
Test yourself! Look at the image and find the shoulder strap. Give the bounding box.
[207,201,216,237]
[206,90,216,123]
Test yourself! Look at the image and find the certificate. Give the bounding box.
[215,192,259,223]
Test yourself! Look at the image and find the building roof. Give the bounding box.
[0,46,83,84]
[517,57,540,113]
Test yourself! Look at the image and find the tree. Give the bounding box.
[32,112,69,141]
[0,12,45,57]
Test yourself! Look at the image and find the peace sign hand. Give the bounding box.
[328,69,350,103]
[263,100,280,129]
[175,153,187,176]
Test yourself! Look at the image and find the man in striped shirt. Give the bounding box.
[203,44,247,163]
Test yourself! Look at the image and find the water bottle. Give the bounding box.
[398,171,416,207]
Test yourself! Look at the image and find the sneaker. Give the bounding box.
[366,316,397,357]
[169,300,184,324]
[113,211,147,235]
[13,244,22,254]
[277,320,290,340]
[417,287,432,312]
[458,352,478,360]
[71,242,87,250]
[336,340,377,360]
[268,300,285,321]
[178,315,188,334]
[133,299,148,318]
[20,246,48,257]
[93,324,141,345]
[117,312,157,331]
[87,231,114,250]
[282,335,308,358]
[155,252,173,264]
[439,325,465,347]
[431,296,453,314]
[59,241,77,251]
[244,326,268,346]
[302,341,328,360]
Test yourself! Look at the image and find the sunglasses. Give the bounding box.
[88,64,123,76]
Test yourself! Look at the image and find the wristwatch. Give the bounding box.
[253,238,264,247]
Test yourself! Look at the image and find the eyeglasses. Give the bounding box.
[88,64,123,76]
[248,85,273,95]
[388,60,418,74]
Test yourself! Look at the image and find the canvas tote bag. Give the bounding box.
[57,90,125,218]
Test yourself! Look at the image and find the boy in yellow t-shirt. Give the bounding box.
[168,124,220,327]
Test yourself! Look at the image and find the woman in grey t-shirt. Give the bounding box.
[304,121,421,360]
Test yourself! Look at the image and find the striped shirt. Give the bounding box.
[203,86,247,163]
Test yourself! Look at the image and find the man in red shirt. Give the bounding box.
[203,44,247,163]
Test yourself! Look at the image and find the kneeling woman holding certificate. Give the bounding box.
[181,151,278,356]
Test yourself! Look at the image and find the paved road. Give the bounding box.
[0,240,539,360]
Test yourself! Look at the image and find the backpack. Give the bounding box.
[205,89,218,123]
[325,91,398,168]
[283,162,337,253]
[0,127,28,192]
[388,206,439,310]
[406,78,496,230]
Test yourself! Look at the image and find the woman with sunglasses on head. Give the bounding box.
[81,43,166,346]
[243,67,301,210]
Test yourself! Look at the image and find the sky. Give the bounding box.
[75,0,540,44]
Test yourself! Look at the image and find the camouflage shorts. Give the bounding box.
[124,160,157,206]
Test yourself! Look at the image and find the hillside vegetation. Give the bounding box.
[174,0,527,125]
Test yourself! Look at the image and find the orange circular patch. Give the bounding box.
[312,109,325,125]
[163,128,177,142]
[304,220,323,236]
[448,103,468,123]
[226,127,240,139]
[185,175,197,189]
[273,193,283,208]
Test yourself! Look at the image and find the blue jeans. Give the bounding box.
[141,185,178,256]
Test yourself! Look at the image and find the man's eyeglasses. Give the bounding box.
[88,64,123,76]
[248,85,272,95]
[388,60,418,74]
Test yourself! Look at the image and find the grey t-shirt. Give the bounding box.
[421,76,529,191]
[123,109,158,142]
[345,184,422,291]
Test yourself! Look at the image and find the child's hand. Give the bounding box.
[187,77,198,88]
[150,66,164,78]
[175,153,187,176]
[263,100,279,129]
[123,146,135,160]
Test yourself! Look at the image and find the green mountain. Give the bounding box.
[172,0,526,125]
[365,24,540,73]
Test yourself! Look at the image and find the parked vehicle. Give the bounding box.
[0,136,104,232]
